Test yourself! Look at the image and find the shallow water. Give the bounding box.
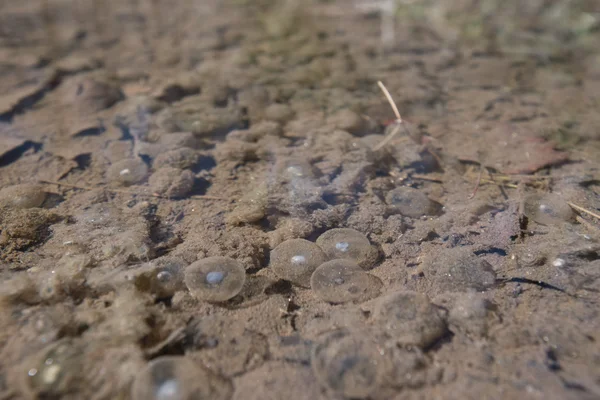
[0,0,599,399]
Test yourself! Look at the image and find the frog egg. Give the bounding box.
[373,291,447,349]
[523,193,574,226]
[315,228,378,269]
[131,356,233,400]
[21,339,83,398]
[0,183,46,209]
[106,158,148,186]
[270,239,327,287]
[184,256,246,302]
[385,186,441,218]
[134,258,186,298]
[312,329,392,398]
[310,259,382,304]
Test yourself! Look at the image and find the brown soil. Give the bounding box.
[0,1,599,399]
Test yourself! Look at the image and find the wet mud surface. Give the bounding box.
[0,0,599,399]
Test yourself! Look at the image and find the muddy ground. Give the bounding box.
[0,0,599,399]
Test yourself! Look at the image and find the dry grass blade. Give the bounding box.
[567,201,600,220]
[377,80,401,121]
[373,80,407,151]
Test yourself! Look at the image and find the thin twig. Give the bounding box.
[479,178,518,189]
[411,174,443,183]
[468,164,484,199]
[568,201,600,220]
[373,124,402,151]
[373,80,408,152]
[38,180,228,201]
[377,81,401,121]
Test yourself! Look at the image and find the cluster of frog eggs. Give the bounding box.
[184,228,381,304]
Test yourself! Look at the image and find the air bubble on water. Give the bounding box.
[523,193,574,226]
[316,228,378,269]
[270,239,327,287]
[310,259,382,304]
[184,257,246,302]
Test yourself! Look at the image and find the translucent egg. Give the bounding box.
[310,259,382,304]
[131,356,233,400]
[134,258,186,298]
[184,256,246,302]
[22,339,83,398]
[106,158,148,186]
[270,239,327,287]
[385,186,440,218]
[0,184,46,209]
[523,193,574,226]
[312,329,391,398]
[315,228,378,269]
[373,291,447,349]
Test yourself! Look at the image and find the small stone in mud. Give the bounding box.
[148,167,195,198]
[184,256,246,302]
[523,193,574,226]
[152,147,199,170]
[0,184,47,209]
[385,186,441,218]
[106,158,148,186]
[310,259,382,304]
[270,239,327,287]
[312,329,391,398]
[131,356,232,400]
[372,290,447,349]
[316,228,378,269]
[58,76,123,112]
[226,184,268,225]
